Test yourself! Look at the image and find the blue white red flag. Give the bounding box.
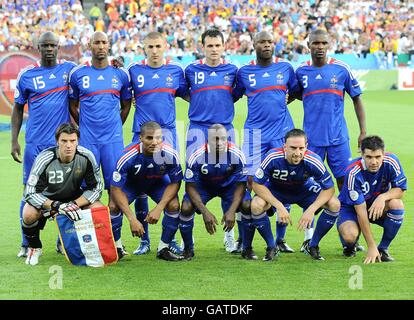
[55,206,118,267]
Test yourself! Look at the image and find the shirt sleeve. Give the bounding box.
[232,69,245,102]
[342,173,366,206]
[343,66,362,98]
[24,150,54,209]
[175,67,189,98]
[68,69,79,100]
[168,162,183,183]
[119,67,132,100]
[287,64,301,94]
[386,154,408,190]
[14,73,28,105]
[253,151,272,185]
[82,151,103,203]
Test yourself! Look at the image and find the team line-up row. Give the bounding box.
[11,28,407,266]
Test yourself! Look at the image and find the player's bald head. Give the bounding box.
[253,31,274,44]
[90,31,108,44]
[38,31,59,44]
[309,29,329,43]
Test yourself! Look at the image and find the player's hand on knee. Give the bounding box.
[368,196,385,221]
[130,218,144,237]
[52,201,82,221]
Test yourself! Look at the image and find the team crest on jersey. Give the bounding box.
[75,167,82,176]
[349,190,359,201]
[276,72,284,84]
[112,76,119,88]
[166,74,173,87]
[159,165,166,175]
[185,168,194,179]
[255,168,264,179]
[223,73,232,86]
[28,174,38,186]
[330,75,338,89]
[113,171,121,182]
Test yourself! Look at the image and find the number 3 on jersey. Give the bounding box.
[302,75,308,88]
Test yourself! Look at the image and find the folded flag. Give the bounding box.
[55,206,118,267]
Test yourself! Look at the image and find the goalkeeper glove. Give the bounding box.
[51,201,82,221]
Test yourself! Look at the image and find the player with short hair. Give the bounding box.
[11,31,76,258]
[22,123,104,265]
[295,28,367,252]
[110,121,184,261]
[180,124,247,259]
[233,31,300,254]
[185,28,241,253]
[127,31,188,255]
[337,136,407,263]
[250,129,340,261]
[69,31,132,256]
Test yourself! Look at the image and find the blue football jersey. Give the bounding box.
[339,153,407,208]
[233,58,300,140]
[185,59,238,125]
[111,143,183,192]
[128,59,188,133]
[295,58,362,146]
[253,148,334,193]
[14,60,75,145]
[184,142,247,188]
[69,63,132,144]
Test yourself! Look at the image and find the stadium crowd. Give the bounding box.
[1,0,414,63]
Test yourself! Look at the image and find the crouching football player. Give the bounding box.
[337,135,407,263]
[249,129,340,261]
[22,123,104,265]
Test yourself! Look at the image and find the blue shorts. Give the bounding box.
[133,127,180,152]
[308,142,352,179]
[337,205,385,228]
[81,141,124,190]
[186,122,235,161]
[183,182,242,214]
[242,129,284,176]
[23,143,54,184]
[266,180,322,211]
[123,175,172,204]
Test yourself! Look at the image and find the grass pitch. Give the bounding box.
[0,90,413,300]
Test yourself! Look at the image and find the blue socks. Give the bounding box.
[378,209,404,250]
[310,209,339,247]
[161,211,179,244]
[135,195,150,243]
[20,199,29,247]
[179,213,194,249]
[252,213,275,249]
[275,204,291,243]
[110,212,123,242]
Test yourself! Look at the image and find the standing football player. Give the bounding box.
[127,31,188,255]
[233,31,300,254]
[295,28,367,251]
[11,31,76,258]
[185,29,242,254]
[69,31,132,257]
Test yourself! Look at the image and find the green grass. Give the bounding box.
[0,90,413,300]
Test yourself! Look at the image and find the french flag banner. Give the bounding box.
[55,206,118,267]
